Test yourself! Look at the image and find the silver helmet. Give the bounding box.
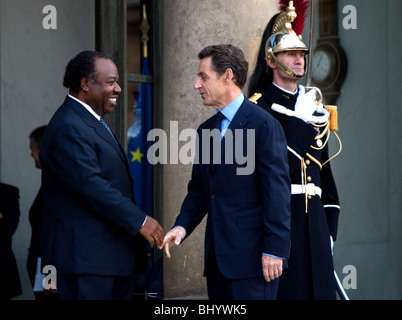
[265,1,309,78]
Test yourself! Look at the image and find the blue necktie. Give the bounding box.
[215,112,226,131]
[210,112,226,167]
[99,118,117,144]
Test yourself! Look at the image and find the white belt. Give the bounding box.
[291,184,322,198]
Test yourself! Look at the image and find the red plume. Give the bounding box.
[279,0,310,35]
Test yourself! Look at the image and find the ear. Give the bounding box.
[266,57,276,70]
[225,68,234,82]
[80,77,91,92]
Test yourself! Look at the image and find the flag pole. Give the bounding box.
[306,0,316,86]
[140,4,150,59]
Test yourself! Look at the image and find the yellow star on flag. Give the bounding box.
[130,147,144,163]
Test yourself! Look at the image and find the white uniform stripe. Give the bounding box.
[287,146,302,160]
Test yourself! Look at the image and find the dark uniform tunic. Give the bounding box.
[253,83,340,300]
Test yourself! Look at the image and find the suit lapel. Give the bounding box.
[65,97,128,165]
[96,126,129,166]
[93,122,128,164]
[225,102,250,137]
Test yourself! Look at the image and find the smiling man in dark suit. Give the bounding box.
[40,51,164,300]
[163,44,291,300]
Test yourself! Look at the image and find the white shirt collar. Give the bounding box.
[272,82,298,95]
[68,94,101,121]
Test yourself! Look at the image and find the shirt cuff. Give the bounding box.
[141,216,147,227]
[263,253,285,259]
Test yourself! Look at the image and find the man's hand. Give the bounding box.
[162,226,186,258]
[139,216,165,249]
[294,86,319,122]
[44,281,58,296]
[0,212,3,219]
[262,255,283,282]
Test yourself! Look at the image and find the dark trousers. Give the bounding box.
[206,248,279,300]
[57,274,135,300]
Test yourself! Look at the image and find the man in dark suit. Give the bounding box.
[0,182,22,300]
[163,44,291,300]
[26,125,58,300]
[40,51,164,300]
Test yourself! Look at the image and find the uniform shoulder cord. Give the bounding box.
[305,117,343,171]
[301,117,343,213]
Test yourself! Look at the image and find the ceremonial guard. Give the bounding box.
[248,0,342,299]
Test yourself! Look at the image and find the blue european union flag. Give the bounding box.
[127,57,152,216]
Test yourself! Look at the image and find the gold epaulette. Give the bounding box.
[249,93,262,104]
[324,105,338,131]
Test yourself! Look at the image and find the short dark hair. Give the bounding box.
[29,125,47,148]
[63,50,110,93]
[198,44,249,89]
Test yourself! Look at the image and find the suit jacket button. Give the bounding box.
[211,194,216,200]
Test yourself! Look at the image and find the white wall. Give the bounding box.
[0,0,95,300]
[332,0,402,299]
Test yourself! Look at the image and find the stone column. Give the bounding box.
[96,0,128,145]
[162,0,278,299]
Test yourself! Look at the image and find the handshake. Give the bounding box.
[139,216,184,258]
[271,85,330,124]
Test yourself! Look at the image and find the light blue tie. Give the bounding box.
[99,118,117,144]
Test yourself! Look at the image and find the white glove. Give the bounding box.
[316,101,325,114]
[294,85,319,123]
[294,86,329,123]
[271,86,330,124]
